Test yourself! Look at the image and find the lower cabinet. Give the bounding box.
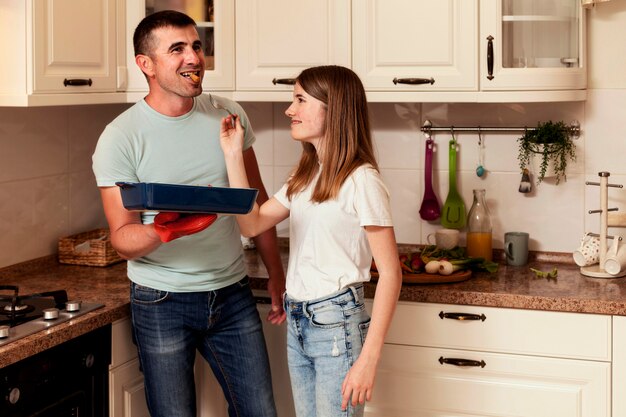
[364,301,611,417]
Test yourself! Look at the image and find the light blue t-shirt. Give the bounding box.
[92,94,255,292]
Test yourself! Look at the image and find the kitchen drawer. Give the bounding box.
[111,318,138,368]
[365,344,610,417]
[374,301,611,361]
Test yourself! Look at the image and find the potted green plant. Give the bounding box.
[517,120,576,185]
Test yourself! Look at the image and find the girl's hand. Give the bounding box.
[219,115,244,156]
[341,355,377,410]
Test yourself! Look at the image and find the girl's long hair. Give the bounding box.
[286,65,378,202]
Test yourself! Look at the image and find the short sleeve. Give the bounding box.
[353,167,393,227]
[274,183,291,209]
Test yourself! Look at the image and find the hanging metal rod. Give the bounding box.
[421,119,580,139]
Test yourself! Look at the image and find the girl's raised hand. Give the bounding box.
[219,115,244,156]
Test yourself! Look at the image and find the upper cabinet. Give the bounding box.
[352,0,586,102]
[124,0,235,102]
[352,0,478,99]
[233,0,350,101]
[0,0,124,106]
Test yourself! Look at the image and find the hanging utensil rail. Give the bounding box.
[421,119,580,139]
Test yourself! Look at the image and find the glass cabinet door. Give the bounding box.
[480,0,585,92]
[124,0,234,96]
[501,0,579,69]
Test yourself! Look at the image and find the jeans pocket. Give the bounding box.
[309,303,345,328]
[131,283,168,304]
[358,319,371,344]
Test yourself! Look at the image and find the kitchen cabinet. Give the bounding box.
[352,0,586,102]
[124,0,235,102]
[364,301,611,417]
[233,0,350,101]
[613,316,626,417]
[0,0,125,106]
[110,319,150,417]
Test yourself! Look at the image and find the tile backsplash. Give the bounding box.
[0,89,623,268]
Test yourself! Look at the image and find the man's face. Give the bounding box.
[141,25,205,99]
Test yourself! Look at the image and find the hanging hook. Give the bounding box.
[477,126,482,146]
[450,126,456,144]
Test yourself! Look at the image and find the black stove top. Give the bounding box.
[0,285,103,346]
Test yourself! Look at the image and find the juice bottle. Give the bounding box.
[466,189,493,261]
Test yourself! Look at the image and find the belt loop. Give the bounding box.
[302,301,310,318]
[349,285,361,304]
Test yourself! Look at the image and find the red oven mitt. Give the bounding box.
[153,212,218,243]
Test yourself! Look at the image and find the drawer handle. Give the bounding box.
[63,78,93,87]
[392,77,435,85]
[439,356,486,368]
[272,78,296,85]
[439,311,486,321]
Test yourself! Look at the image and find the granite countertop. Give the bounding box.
[2,243,626,368]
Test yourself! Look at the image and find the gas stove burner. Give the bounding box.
[2,303,35,315]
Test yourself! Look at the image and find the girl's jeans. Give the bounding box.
[284,285,371,417]
[130,277,277,417]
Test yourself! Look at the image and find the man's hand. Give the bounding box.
[153,212,217,243]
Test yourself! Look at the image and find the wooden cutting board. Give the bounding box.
[370,270,471,284]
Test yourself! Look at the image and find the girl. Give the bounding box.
[219,65,402,417]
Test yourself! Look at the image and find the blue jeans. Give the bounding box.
[284,285,371,417]
[130,277,277,417]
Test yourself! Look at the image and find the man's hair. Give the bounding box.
[133,10,197,57]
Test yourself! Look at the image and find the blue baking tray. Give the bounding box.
[116,182,258,214]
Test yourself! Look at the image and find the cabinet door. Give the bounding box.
[613,316,626,417]
[365,344,609,417]
[352,0,478,92]
[235,0,350,93]
[109,358,150,417]
[480,0,586,91]
[33,0,117,93]
[125,0,234,96]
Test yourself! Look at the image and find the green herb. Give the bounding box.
[530,267,558,281]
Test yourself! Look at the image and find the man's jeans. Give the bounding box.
[284,285,370,417]
[130,277,277,417]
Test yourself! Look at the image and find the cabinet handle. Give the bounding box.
[439,356,486,368]
[392,77,435,85]
[486,35,494,80]
[63,78,93,87]
[439,311,486,321]
[272,78,296,85]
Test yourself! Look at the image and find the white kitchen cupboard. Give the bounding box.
[352,0,586,103]
[0,0,125,107]
[613,316,626,417]
[124,0,235,102]
[363,301,611,417]
[110,318,150,417]
[233,0,351,101]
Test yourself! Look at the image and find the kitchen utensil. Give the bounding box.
[476,129,485,177]
[209,93,236,127]
[370,269,471,285]
[419,138,441,220]
[441,137,466,229]
[116,182,258,214]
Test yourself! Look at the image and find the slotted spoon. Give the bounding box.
[419,138,441,221]
[441,138,466,229]
[209,94,236,128]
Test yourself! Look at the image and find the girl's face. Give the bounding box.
[285,82,327,149]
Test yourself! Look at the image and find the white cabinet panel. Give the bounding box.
[365,344,610,417]
[386,301,611,361]
[352,0,478,92]
[235,0,350,96]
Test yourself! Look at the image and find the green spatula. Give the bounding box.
[441,139,466,229]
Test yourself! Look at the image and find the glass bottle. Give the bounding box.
[466,189,493,261]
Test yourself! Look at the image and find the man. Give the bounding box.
[92,10,285,417]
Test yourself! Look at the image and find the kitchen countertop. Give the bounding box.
[2,242,626,368]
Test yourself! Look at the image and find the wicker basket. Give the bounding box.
[58,228,123,267]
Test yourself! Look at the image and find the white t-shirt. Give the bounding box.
[274,164,393,301]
